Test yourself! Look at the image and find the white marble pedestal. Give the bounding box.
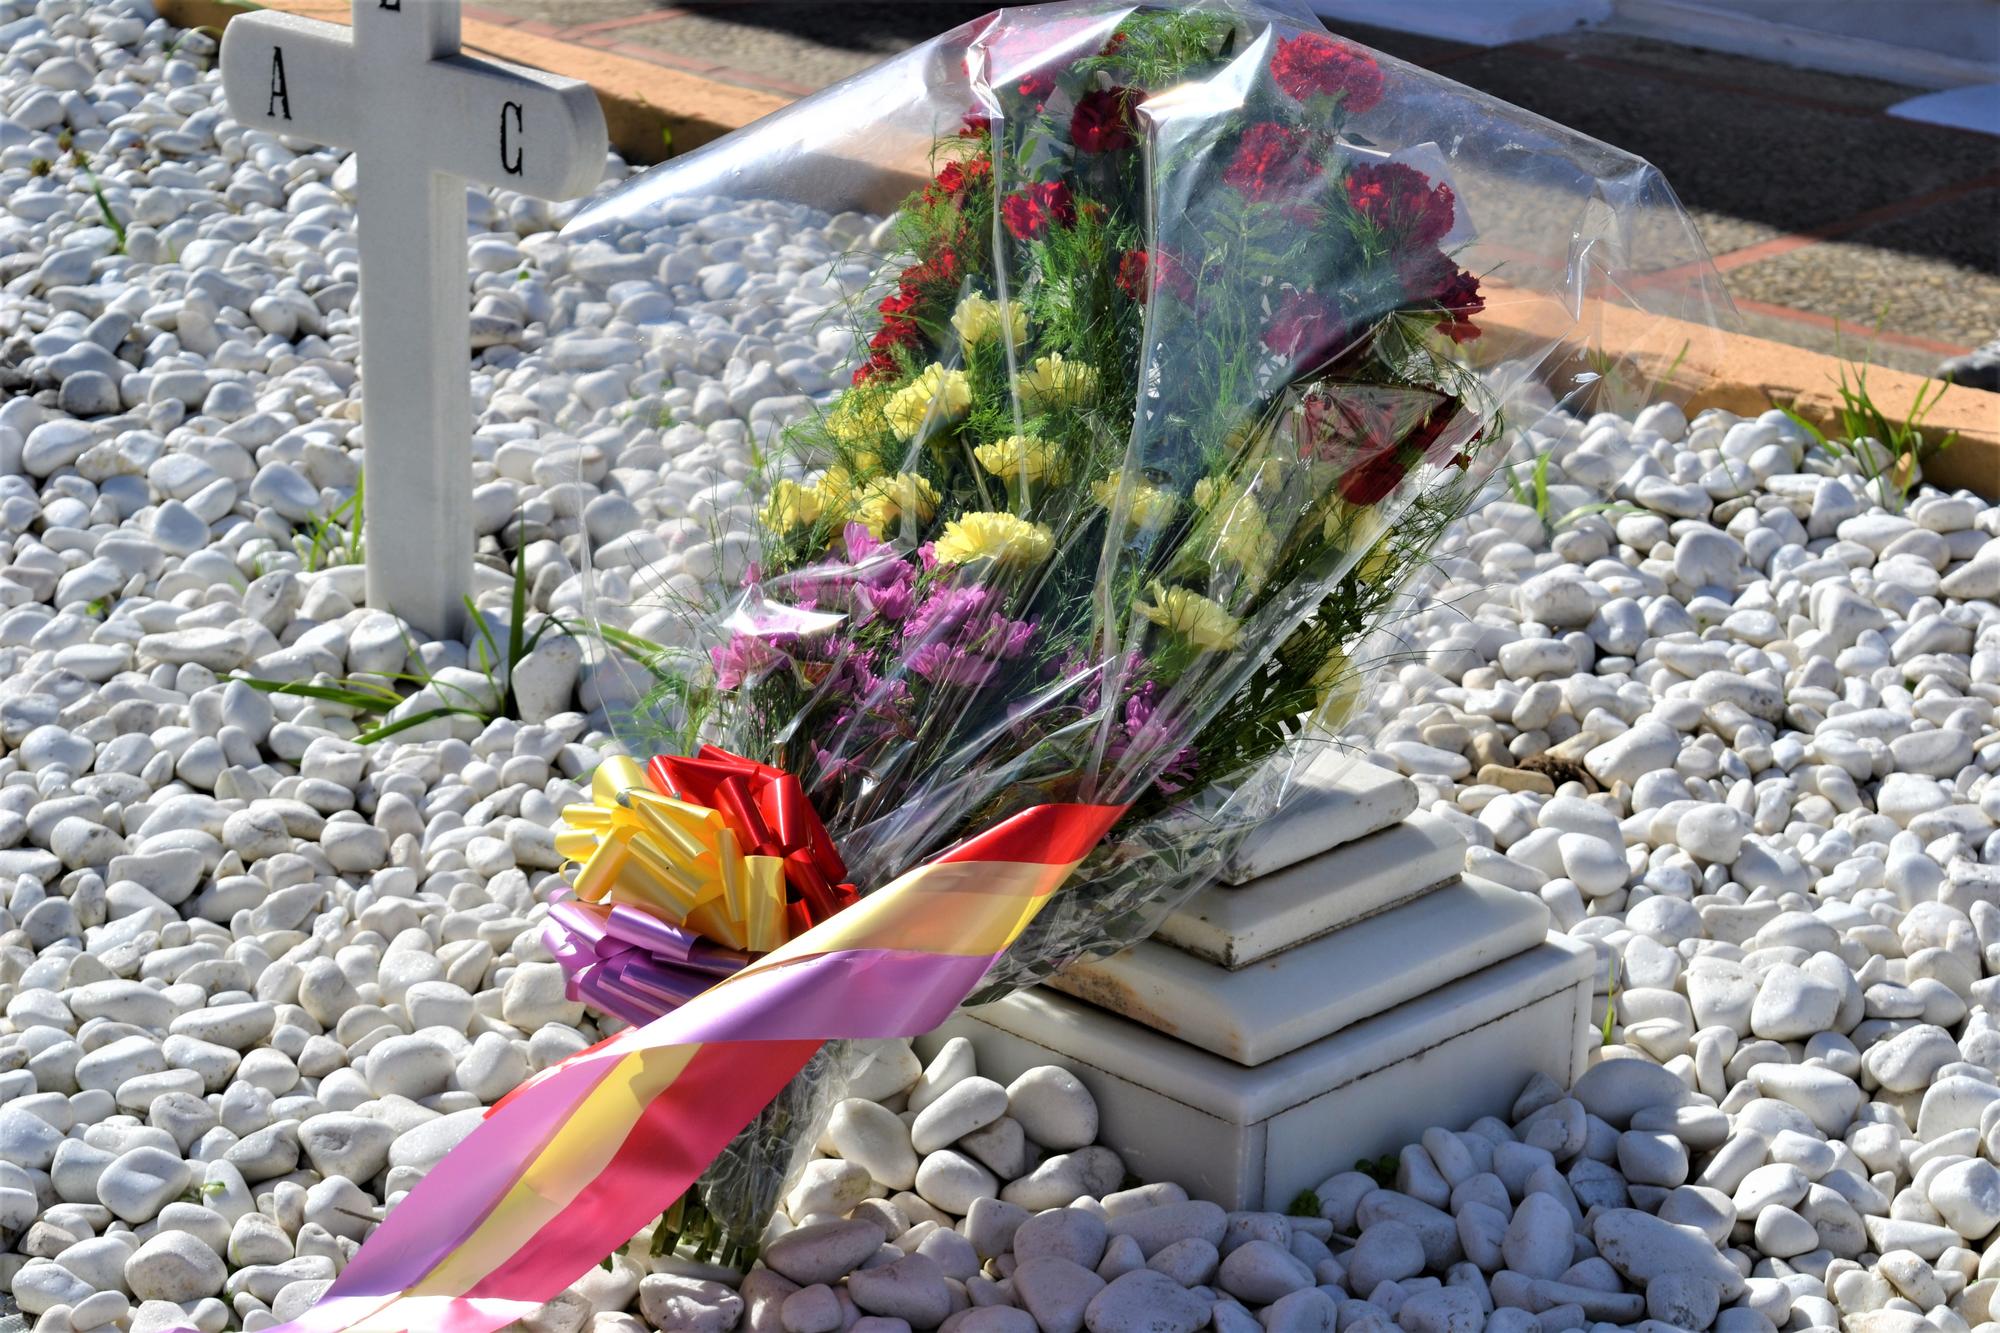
[923,751,1595,1210]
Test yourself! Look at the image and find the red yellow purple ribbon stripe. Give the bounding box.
[246,797,1125,1333]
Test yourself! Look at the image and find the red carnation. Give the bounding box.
[1262,291,1350,367]
[1115,247,1194,304]
[1017,71,1056,102]
[874,282,924,340]
[961,111,993,138]
[1394,245,1454,301]
[1409,402,1473,467]
[1000,181,1077,241]
[1395,247,1484,342]
[1270,33,1385,113]
[1115,250,1147,300]
[1346,162,1454,247]
[899,245,962,297]
[1071,87,1138,154]
[1297,385,1441,472]
[921,158,986,208]
[1337,448,1411,505]
[1223,123,1323,204]
[852,349,899,385]
[1434,267,1484,343]
[869,314,920,354]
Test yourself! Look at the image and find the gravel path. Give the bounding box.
[0,4,1994,1333]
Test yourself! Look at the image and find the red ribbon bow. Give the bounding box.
[648,745,858,938]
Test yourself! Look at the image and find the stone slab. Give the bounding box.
[922,935,1597,1210]
[1155,811,1466,970]
[1605,0,1997,89]
[1888,83,2000,135]
[1222,752,1417,886]
[1315,0,1610,47]
[1048,879,1552,1066]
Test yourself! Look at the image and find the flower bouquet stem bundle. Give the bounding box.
[261,4,1729,1327]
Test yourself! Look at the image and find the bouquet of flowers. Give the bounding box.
[550,0,1506,1260]
[283,7,1724,1326]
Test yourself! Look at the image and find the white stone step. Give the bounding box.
[1222,751,1416,886]
[921,935,1596,1210]
[1048,878,1553,1065]
[1156,810,1466,969]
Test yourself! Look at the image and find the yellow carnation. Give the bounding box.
[975,435,1067,486]
[932,512,1055,568]
[1312,648,1361,726]
[1018,353,1098,411]
[883,364,972,441]
[1136,581,1240,651]
[1195,459,1282,511]
[853,471,940,537]
[1214,503,1276,574]
[1321,498,1387,547]
[952,294,1028,347]
[1091,476,1177,530]
[814,465,863,516]
[761,478,822,534]
[826,392,886,444]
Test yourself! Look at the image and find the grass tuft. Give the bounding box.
[1355,1153,1398,1188]
[300,477,364,571]
[238,528,671,746]
[1781,349,1954,514]
[69,148,127,255]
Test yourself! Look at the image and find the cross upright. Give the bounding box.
[221,0,608,639]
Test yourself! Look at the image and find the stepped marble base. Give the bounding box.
[1155,812,1466,969]
[924,935,1596,1210]
[1050,877,1551,1065]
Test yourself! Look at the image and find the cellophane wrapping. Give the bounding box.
[560,0,1729,1261]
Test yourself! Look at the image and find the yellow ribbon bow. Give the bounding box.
[553,756,788,953]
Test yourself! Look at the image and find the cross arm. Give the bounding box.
[426,56,609,201]
[220,11,362,147]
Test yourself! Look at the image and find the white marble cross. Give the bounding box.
[221,0,607,638]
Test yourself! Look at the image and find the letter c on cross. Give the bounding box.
[500,101,524,176]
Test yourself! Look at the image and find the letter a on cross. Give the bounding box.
[221,0,608,639]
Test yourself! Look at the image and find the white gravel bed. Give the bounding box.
[0,3,1995,1333]
[0,2,878,1329]
[1333,398,2000,1333]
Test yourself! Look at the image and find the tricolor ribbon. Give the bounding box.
[235,779,1124,1333]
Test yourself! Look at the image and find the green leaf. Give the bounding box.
[1778,405,1826,448]
[1600,957,1620,1048]
[234,677,399,709]
[354,707,482,746]
[505,515,530,717]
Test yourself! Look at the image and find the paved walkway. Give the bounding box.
[463,1,1997,376]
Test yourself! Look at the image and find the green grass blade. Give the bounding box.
[355,707,482,745]
[235,677,400,708]
[1778,404,1826,448]
[505,517,529,716]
